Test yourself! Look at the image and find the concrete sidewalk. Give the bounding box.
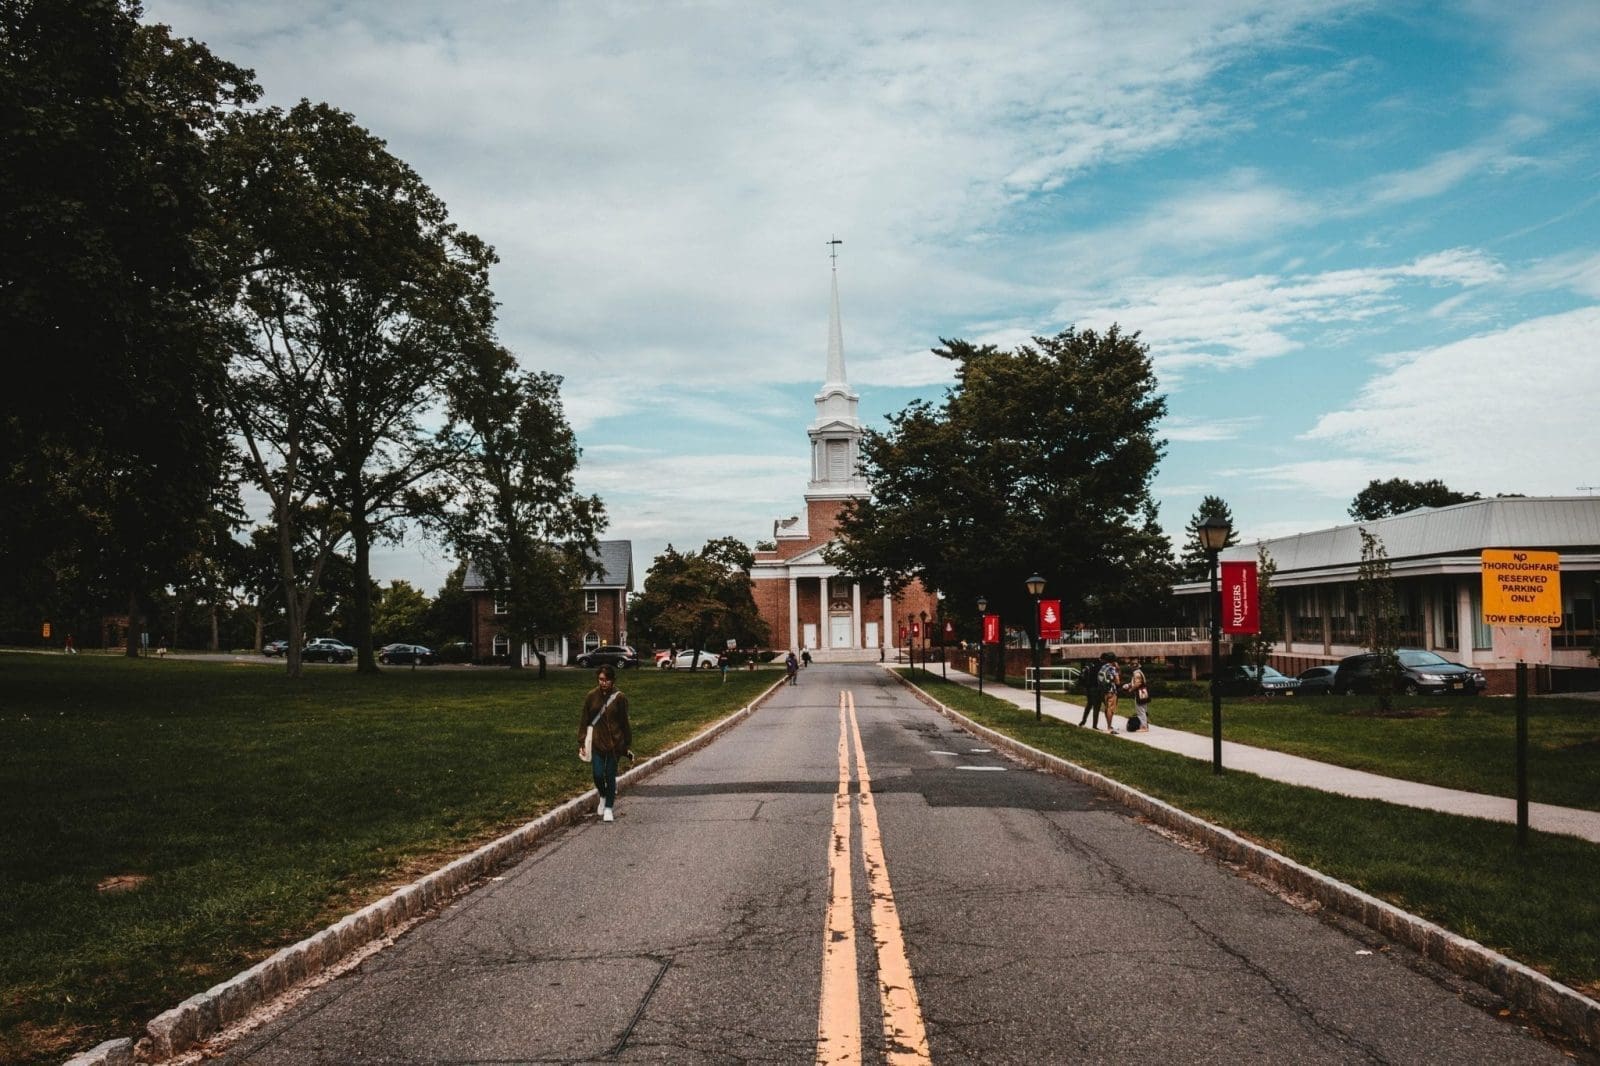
[910,664,1600,845]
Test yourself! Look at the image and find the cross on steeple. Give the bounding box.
[827,236,842,267]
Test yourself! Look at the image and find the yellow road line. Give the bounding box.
[816,691,861,1065]
[846,689,932,1065]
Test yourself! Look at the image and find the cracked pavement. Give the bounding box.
[206,664,1576,1064]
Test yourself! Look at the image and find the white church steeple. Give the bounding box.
[807,239,869,500]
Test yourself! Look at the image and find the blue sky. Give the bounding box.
[145,1,1600,595]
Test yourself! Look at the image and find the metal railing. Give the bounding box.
[1050,627,1206,647]
[1024,665,1081,692]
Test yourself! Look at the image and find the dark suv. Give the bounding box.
[575,644,639,669]
[1333,649,1485,696]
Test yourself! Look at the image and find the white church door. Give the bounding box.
[830,616,852,648]
[803,624,817,651]
[865,622,879,649]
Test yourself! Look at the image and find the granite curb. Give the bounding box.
[67,677,786,1066]
[890,669,1600,1054]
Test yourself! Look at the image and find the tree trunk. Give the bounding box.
[125,588,141,658]
[253,608,264,653]
[210,605,220,651]
[351,501,377,674]
[277,509,304,679]
[535,650,547,680]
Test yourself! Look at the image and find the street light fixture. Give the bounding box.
[976,595,988,696]
[1026,573,1046,721]
[1199,515,1232,773]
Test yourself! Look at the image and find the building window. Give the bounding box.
[535,635,562,656]
[584,631,601,652]
[585,591,598,614]
[493,593,507,615]
[492,634,509,657]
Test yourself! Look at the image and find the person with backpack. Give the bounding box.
[578,665,633,823]
[1097,653,1122,733]
[1077,655,1105,729]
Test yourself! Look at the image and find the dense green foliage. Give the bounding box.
[1,0,259,643]
[831,327,1173,633]
[0,655,775,1063]
[1178,494,1240,581]
[629,538,771,653]
[1349,477,1481,521]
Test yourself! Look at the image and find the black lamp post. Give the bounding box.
[976,595,988,696]
[918,610,929,679]
[906,612,914,668]
[1026,573,1046,721]
[1199,515,1232,773]
[936,591,947,681]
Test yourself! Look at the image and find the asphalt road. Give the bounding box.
[212,663,1572,1064]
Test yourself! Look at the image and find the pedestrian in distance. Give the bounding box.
[578,665,632,823]
[1097,652,1122,734]
[785,650,800,685]
[1077,657,1104,729]
[801,648,812,668]
[717,648,729,682]
[64,634,77,655]
[1124,659,1150,732]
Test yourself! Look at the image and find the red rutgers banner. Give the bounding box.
[982,614,1001,645]
[942,620,956,643]
[1220,561,1260,634]
[898,625,908,643]
[1038,599,1062,641]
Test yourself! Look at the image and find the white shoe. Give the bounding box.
[602,806,614,822]
[597,797,606,815]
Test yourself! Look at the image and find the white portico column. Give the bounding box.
[788,577,799,652]
[883,590,894,649]
[851,582,862,648]
[819,575,830,649]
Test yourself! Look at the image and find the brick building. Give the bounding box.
[749,257,939,659]
[464,540,634,665]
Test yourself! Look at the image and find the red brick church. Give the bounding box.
[749,255,940,660]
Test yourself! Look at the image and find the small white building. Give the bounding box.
[1172,497,1600,693]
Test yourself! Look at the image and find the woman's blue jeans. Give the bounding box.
[591,751,620,808]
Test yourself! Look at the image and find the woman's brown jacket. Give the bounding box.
[578,687,632,755]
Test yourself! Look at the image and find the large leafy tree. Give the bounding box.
[830,326,1166,631]
[1349,478,1480,521]
[1241,544,1282,689]
[436,348,605,675]
[213,100,499,674]
[1,0,259,649]
[1179,495,1240,581]
[629,538,770,660]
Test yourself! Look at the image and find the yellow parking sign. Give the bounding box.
[1481,550,1562,627]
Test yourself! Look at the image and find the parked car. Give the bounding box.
[1333,649,1485,696]
[378,643,436,665]
[437,641,473,664]
[302,638,355,664]
[1216,664,1300,696]
[262,639,290,657]
[661,649,719,670]
[575,644,639,669]
[1295,665,1339,695]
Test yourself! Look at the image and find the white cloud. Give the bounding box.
[1299,306,1600,495]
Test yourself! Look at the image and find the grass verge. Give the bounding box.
[901,671,1600,1001]
[0,655,771,1064]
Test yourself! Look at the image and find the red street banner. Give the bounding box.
[1038,599,1062,641]
[942,619,956,643]
[911,622,921,639]
[982,614,1001,645]
[898,625,907,643]
[1220,561,1260,635]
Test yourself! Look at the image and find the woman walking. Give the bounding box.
[578,665,632,823]
[785,650,800,685]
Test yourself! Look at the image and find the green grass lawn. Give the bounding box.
[0,654,773,1065]
[1053,685,1600,812]
[903,671,1600,1005]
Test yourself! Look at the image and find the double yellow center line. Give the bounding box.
[817,690,931,1065]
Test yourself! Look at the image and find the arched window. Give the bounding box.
[492,634,510,657]
[584,631,601,652]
